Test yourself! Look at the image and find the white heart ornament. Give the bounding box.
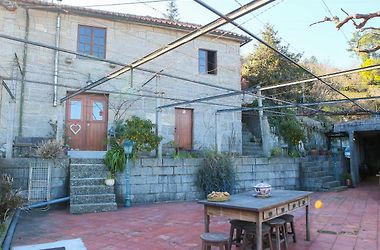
[70,124,81,135]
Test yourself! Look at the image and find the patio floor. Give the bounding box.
[11,179,380,250]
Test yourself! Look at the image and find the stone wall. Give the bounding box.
[115,157,300,205]
[0,158,69,200]
[0,5,243,155]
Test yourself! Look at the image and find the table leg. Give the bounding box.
[256,213,262,250]
[306,204,310,241]
[204,207,210,233]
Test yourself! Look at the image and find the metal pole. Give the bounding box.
[125,154,131,207]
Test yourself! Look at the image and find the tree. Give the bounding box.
[242,24,306,101]
[164,1,179,21]
[311,10,380,86]
[311,10,380,55]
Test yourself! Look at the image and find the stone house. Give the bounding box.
[0,0,250,157]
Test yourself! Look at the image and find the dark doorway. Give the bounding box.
[358,131,380,176]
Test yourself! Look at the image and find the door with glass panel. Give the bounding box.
[65,93,108,150]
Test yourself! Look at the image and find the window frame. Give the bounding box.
[198,48,217,75]
[77,25,107,59]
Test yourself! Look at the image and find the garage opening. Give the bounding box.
[357,131,380,179]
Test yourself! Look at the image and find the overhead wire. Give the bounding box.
[193,0,372,114]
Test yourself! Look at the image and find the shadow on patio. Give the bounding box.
[12,178,380,250]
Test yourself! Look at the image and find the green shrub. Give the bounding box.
[123,116,162,159]
[0,174,24,227]
[196,151,235,197]
[278,118,305,147]
[271,147,282,157]
[104,142,126,178]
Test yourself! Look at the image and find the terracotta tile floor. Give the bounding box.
[12,179,379,250]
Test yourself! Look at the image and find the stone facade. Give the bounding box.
[0,1,246,157]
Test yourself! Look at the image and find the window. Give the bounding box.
[70,100,82,120]
[199,49,217,75]
[77,25,106,58]
[91,101,104,121]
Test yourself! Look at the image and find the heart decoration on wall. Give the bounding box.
[70,124,81,135]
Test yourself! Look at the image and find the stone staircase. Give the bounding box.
[70,158,117,214]
[300,157,347,192]
[242,124,265,157]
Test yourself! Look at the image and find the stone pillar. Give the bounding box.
[348,131,360,187]
[258,87,271,157]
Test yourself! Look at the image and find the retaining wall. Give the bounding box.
[0,158,69,199]
[115,157,300,205]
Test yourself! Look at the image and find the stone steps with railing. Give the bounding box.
[69,158,117,214]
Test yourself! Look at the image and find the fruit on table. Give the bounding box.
[207,191,230,199]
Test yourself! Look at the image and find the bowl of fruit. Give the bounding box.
[207,191,230,202]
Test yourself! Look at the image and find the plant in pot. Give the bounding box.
[342,171,352,187]
[104,142,126,186]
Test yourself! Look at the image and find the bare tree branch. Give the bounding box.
[361,27,380,32]
[311,10,380,29]
[355,44,380,53]
[336,11,380,29]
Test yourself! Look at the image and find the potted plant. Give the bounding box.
[104,142,126,186]
[342,171,352,187]
[309,147,318,156]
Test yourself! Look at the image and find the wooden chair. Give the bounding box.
[240,223,273,250]
[278,214,296,243]
[267,218,288,250]
[229,219,254,248]
[200,232,230,250]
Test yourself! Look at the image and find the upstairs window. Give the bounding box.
[77,25,106,58]
[199,49,217,75]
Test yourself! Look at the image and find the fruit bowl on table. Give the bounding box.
[207,191,230,202]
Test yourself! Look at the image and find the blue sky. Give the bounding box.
[62,0,379,69]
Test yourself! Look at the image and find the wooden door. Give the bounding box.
[175,108,193,150]
[66,93,108,150]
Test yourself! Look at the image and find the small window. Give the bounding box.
[199,49,217,75]
[92,101,104,121]
[77,25,106,58]
[70,100,82,120]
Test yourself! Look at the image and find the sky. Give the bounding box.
[60,0,379,69]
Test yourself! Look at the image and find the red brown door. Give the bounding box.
[174,108,193,150]
[65,93,108,150]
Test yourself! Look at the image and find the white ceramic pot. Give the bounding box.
[254,181,272,197]
[105,178,115,186]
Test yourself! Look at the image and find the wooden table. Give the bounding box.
[198,190,313,250]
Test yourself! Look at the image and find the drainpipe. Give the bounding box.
[18,8,29,136]
[53,12,61,107]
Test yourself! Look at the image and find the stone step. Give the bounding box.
[70,178,105,186]
[322,181,340,189]
[70,158,104,164]
[71,194,116,204]
[71,185,114,195]
[70,163,107,172]
[321,176,335,183]
[329,186,348,192]
[70,202,117,214]
[302,171,326,178]
[71,170,109,179]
